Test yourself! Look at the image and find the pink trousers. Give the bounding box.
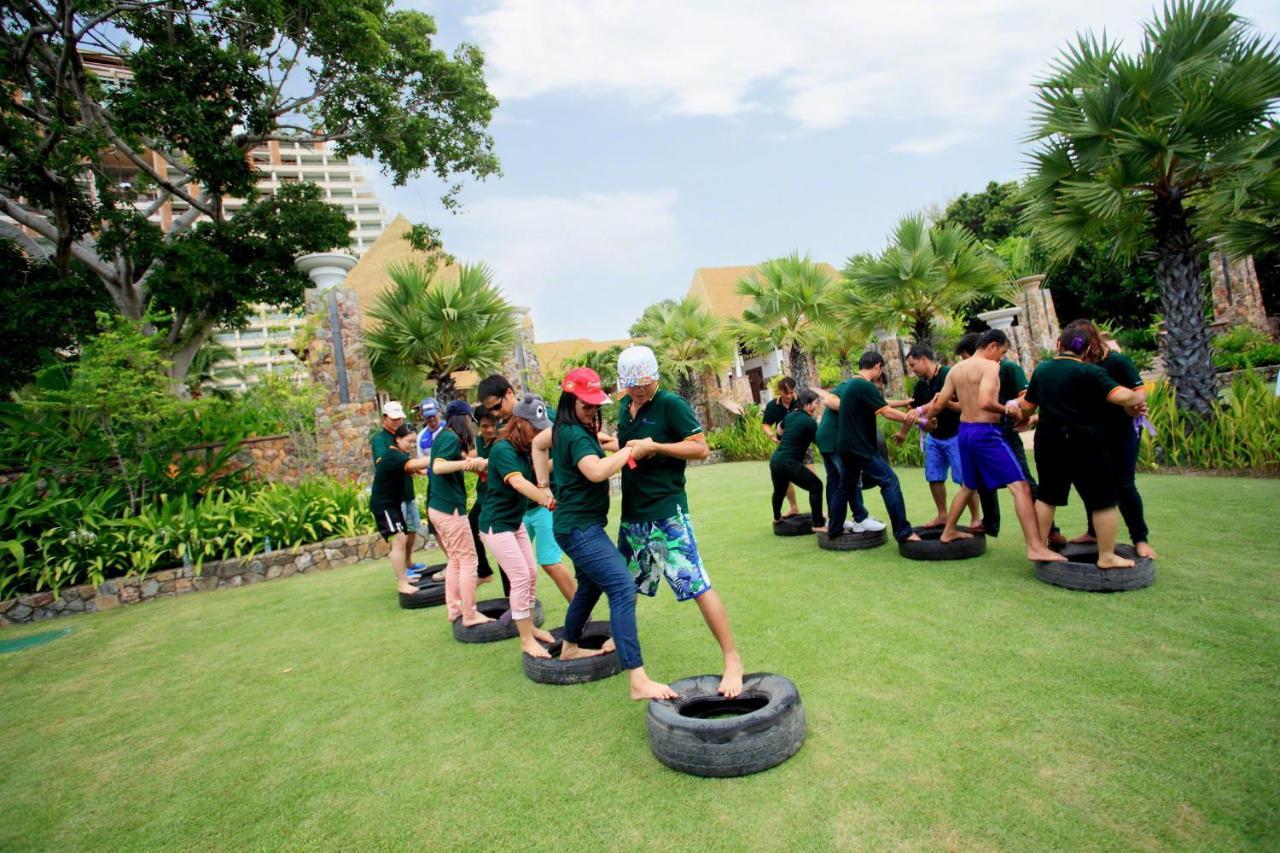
[479,525,538,620]
[428,508,479,621]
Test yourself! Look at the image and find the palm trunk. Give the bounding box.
[1153,195,1216,419]
[912,316,933,349]
[787,345,813,390]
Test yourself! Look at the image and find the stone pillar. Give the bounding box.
[978,306,1033,372]
[504,308,542,394]
[874,329,907,396]
[1208,253,1270,338]
[1013,275,1062,362]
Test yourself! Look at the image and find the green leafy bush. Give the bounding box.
[706,405,775,461]
[1138,372,1280,474]
[1212,327,1280,370]
[880,419,925,468]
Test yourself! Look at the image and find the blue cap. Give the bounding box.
[444,399,472,418]
[419,397,441,418]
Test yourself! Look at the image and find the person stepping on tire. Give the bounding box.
[768,389,826,533]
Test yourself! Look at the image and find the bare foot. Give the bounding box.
[781,510,800,519]
[521,639,552,659]
[904,533,922,542]
[1068,533,1097,545]
[1136,542,1158,559]
[397,584,418,595]
[601,637,616,653]
[1028,546,1067,562]
[1097,553,1136,570]
[718,653,744,698]
[811,525,827,534]
[921,515,946,529]
[532,627,555,644]
[430,571,446,582]
[630,677,679,701]
[461,612,494,627]
[1047,531,1069,548]
[940,529,974,543]
[967,522,987,535]
[476,575,494,586]
[560,642,606,661]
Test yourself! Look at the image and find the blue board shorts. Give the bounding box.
[402,499,422,534]
[617,508,712,602]
[522,505,563,566]
[924,434,964,485]
[958,422,1026,490]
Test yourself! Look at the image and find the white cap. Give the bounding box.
[381,401,406,419]
[617,345,660,388]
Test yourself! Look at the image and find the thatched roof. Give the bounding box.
[536,338,634,373]
[345,214,461,330]
[685,263,842,320]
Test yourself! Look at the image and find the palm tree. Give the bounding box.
[641,296,735,424]
[185,340,244,399]
[734,252,836,390]
[842,216,1014,348]
[1023,0,1280,417]
[364,261,518,402]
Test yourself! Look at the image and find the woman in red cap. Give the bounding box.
[534,367,677,701]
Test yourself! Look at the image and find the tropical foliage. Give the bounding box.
[735,253,837,390]
[633,296,735,423]
[1138,371,1280,473]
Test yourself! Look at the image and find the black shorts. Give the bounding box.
[1034,426,1118,512]
[373,505,408,540]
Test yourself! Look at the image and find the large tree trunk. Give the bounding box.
[1153,195,1216,419]
[787,345,813,390]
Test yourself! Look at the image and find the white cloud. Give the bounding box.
[465,0,1280,137]
[890,131,973,156]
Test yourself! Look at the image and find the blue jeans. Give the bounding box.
[832,452,914,542]
[820,451,867,526]
[555,524,643,670]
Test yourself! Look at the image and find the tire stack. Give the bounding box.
[1035,542,1155,592]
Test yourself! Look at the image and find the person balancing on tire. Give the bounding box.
[920,330,1068,563]
[768,389,826,532]
[615,345,746,699]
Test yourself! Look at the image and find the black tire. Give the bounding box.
[1035,543,1155,592]
[816,529,887,551]
[523,621,622,684]
[408,562,446,586]
[398,583,445,609]
[898,527,987,561]
[773,513,814,537]
[452,597,545,643]
[646,673,806,778]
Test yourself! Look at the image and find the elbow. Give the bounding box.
[693,443,710,461]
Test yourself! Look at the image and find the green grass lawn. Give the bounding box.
[2,463,1278,850]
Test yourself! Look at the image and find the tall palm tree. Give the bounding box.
[185,340,244,399]
[642,296,735,423]
[1023,0,1280,417]
[364,261,518,403]
[842,216,1013,348]
[734,252,836,390]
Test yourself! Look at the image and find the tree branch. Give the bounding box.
[86,104,215,215]
[0,194,118,283]
[0,220,51,262]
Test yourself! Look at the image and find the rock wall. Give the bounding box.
[1209,253,1271,339]
[306,286,380,485]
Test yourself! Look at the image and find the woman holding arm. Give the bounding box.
[370,424,442,608]
[428,400,492,627]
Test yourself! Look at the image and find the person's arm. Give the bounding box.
[883,396,912,408]
[923,372,958,420]
[505,472,553,509]
[1106,385,1145,408]
[433,456,483,475]
[977,366,1005,417]
[597,432,620,453]
[575,445,637,482]
[532,428,553,487]
[814,388,840,410]
[877,404,919,425]
[404,456,432,473]
[629,432,710,461]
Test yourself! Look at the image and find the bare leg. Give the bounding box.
[925,481,948,526]
[966,491,981,526]
[1035,500,1057,550]
[541,562,577,602]
[390,534,415,594]
[629,667,678,701]
[694,590,744,698]
[1093,508,1135,569]
[1009,481,1065,562]
[515,618,552,658]
[1136,541,1158,559]
[784,483,800,516]
[560,641,607,660]
[940,487,974,543]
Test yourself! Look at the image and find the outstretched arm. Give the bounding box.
[506,472,553,509]
[532,428,553,486]
[576,445,637,483]
[628,433,710,461]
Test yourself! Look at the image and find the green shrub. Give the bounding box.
[880,419,925,468]
[1138,371,1280,474]
[1212,327,1280,370]
[706,405,775,461]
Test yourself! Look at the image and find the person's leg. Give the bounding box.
[784,482,800,516]
[976,487,1001,536]
[788,462,826,529]
[769,463,790,521]
[1091,506,1134,569]
[860,454,917,543]
[671,509,744,697]
[428,508,462,621]
[1112,429,1154,557]
[1007,480,1065,561]
[468,502,495,583]
[525,506,576,601]
[827,454,852,535]
[513,526,554,644]
[482,529,548,657]
[1008,424,1063,543]
[432,509,489,625]
[388,531,412,593]
[939,486,974,543]
[821,451,845,524]
[402,499,421,570]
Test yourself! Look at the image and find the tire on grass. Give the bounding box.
[408,562,446,586]
[646,673,806,778]
[899,527,986,561]
[452,597,545,643]
[1035,543,1155,592]
[398,582,446,609]
[523,621,621,684]
[816,529,887,551]
[773,513,814,537]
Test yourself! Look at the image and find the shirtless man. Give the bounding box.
[923,330,1066,562]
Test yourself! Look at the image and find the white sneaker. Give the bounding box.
[843,520,857,532]
[849,517,887,533]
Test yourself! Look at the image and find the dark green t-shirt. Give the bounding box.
[426,429,467,515]
[472,434,491,510]
[998,359,1029,404]
[815,379,852,454]
[479,439,532,534]
[762,397,796,428]
[837,377,888,460]
[1096,352,1142,435]
[370,429,414,501]
[1025,357,1120,433]
[616,389,705,522]
[370,448,410,512]
[772,410,817,465]
[550,423,610,536]
[910,365,959,440]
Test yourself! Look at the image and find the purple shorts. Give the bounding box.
[958,422,1026,491]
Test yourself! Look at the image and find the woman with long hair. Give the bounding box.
[428,400,492,627]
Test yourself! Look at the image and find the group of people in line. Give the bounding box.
[369,346,743,702]
[765,319,1156,568]
[367,320,1155,702]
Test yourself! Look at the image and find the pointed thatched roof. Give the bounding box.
[345,214,461,329]
[536,338,635,373]
[686,263,842,320]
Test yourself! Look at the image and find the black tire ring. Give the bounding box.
[773,513,814,537]
[452,597,545,643]
[899,527,987,561]
[646,672,806,778]
[398,582,446,609]
[522,621,622,684]
[408,562,447,586]
[1035,543,1155,592]
[816,529,887,551]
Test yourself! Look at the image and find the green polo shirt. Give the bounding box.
[836,377,888,460]
[370,448,410,512]
[771,410,817,465]
[815,379,853,454]
[472,434,491,510]
[1025,357,1120,433]
[1096,352,1142,436]
[426,429,467,515]
[998,359,1029,404]
[478,438,532,534]
[616,389,704,523]
[370,429,414,501]
[762,397,796,429]
[910,365,959,440]
[550,423,610,536]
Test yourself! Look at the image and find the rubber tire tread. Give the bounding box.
[523,621,622,684]
[773,513,814,537]
[898,528,987,561]
[647,672,806,778]
[399,583,446,609]
[1035,543,1155,592]
[816,530,887,551]
[452,597,545,643]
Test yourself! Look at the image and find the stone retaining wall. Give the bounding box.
[1214,364,1280,388]
[0,533,435,626]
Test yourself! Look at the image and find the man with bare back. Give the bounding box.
[923,330,1067,563]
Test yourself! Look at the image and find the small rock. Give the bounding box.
[9,604,32,621]
[0,599,16,614]
[152,569,176,583]
[19,592,53,608]
[98,580,117,595]
[66,598,86,612]
[141,580,160,598]
[175,579,192,592]
[297,552,314,569]
[93,595,118,611]
[266,565,283,580]
[78,585,96,600]
[120,587,140,603]
[248,560,266,575]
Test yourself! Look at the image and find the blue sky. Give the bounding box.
[363,1,1280,343]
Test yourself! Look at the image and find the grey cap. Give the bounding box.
[513,393,552,431]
